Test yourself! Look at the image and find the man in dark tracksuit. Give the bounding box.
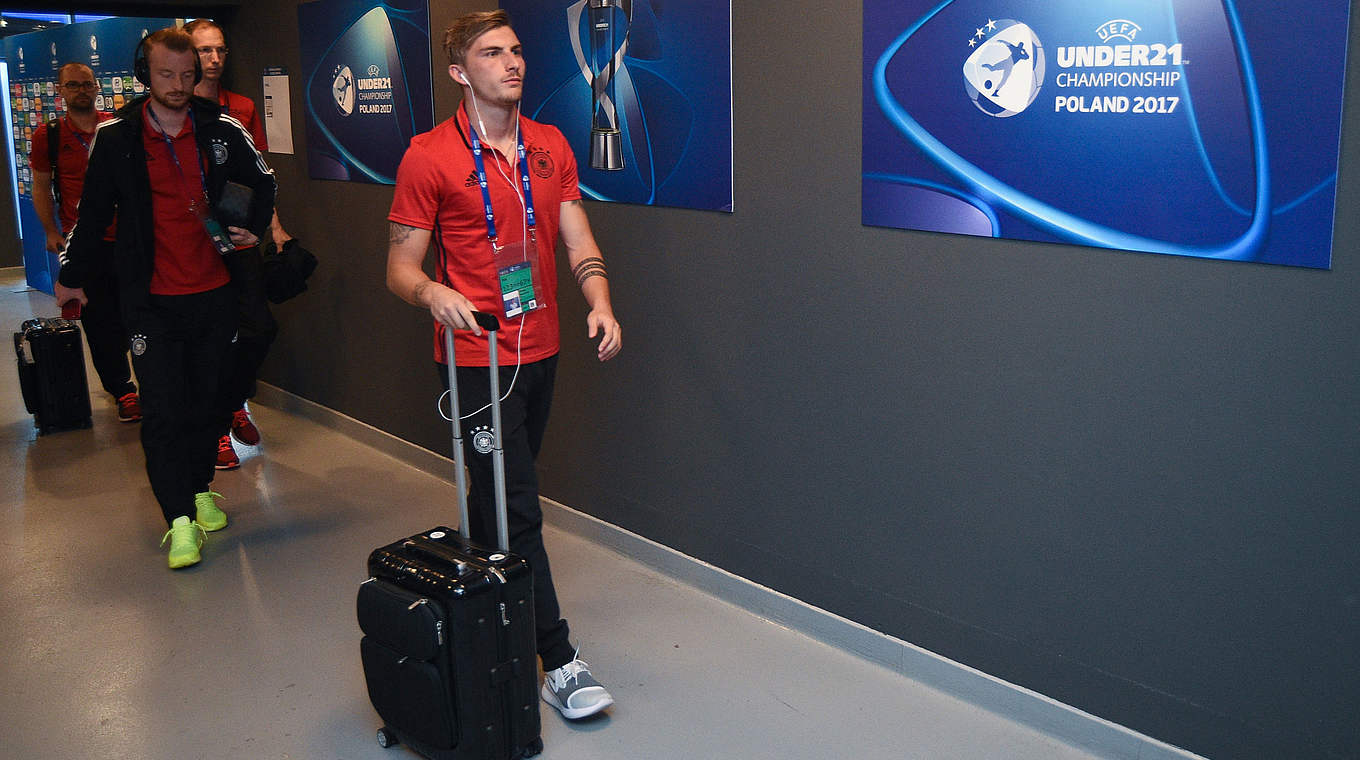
[54,28,276,569]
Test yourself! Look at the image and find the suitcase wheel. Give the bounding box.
[375,726,398,749]
[524,736,544,757]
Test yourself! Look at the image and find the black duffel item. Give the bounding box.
[13,317,92,434]
[215,181,254,228]
[261,238,318,304]
[358,312,543,759]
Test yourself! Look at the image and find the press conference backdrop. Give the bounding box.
[298,0,433,185]
[0,17,177,293]
[863,0,1350,269]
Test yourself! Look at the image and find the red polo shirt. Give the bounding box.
[218,88,267,151]
[388,105,581,367]
[29,112,117,239]
[142,102,229,295]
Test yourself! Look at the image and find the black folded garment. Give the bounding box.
[262,238,319,304]
[215,181,254,228]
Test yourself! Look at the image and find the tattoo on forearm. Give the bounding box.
[572,257,605,277]
[572,257,608,288]
[576,270,607,287]
[412,280,434,305]
[389,222,417,244]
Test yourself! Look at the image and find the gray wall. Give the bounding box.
[236,2,1358,758]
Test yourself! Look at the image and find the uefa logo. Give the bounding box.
[332,64,355,116]
[963,19,1045,117]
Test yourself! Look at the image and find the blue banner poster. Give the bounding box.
[499,0,733,212]
[863,1,1351,269]
[1,17,175,293]
[298,0,434,185]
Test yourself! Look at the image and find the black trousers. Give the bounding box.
[79,246,135,399]
[439,355,575,672]
[125,285,237,526]
[217,247,277,430]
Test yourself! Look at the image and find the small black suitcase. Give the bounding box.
[13,317,92,435]
[358,312,543,760]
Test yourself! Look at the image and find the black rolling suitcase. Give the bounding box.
[358,312,543,760]
[13,317,92,435]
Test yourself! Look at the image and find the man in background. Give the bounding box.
[30,62,140,423]
[186,17,289,470]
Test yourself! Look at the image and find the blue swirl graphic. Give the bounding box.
[864,173,1000,235]
[1163,0,1334,220]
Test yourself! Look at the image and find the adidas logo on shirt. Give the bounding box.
[464,170,479,188]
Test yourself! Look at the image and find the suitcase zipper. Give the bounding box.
[405,597,444,645]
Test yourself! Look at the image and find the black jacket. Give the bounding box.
[58,95,277,308]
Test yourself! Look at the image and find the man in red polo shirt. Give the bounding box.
[55,28,276,569]
[186,17,292,469]
[30,62,140,423]
[386,10,622,722]
[185,20,266,148]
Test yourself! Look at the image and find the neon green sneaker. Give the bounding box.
[161,516,206,569]
[194,490,228,532]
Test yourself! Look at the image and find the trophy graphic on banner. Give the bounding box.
[568,0,631,171]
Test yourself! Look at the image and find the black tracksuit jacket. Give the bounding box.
[58,95,276,307]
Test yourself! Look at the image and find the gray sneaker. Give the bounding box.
[541,656,614,719]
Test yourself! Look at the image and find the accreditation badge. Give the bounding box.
[494,230,543,319]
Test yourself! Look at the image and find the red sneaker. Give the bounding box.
[231,407,261,446]
[116,392,142,422]
[215,434,240,470]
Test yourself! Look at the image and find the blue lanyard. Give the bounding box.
[146,105,209,210]
[66,117,92,152]
[467,120,536,246]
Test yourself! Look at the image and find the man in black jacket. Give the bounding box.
[54,28,276,569]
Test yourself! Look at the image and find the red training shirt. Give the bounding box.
[217,88,267,152]
[29,112,117,239]
[388,104,581,367]
[141,102,229,295]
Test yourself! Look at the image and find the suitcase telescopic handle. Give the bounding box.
[472,311,500,333]
[443,311,511,553]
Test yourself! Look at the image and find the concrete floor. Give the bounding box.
[2,267,1121,759]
